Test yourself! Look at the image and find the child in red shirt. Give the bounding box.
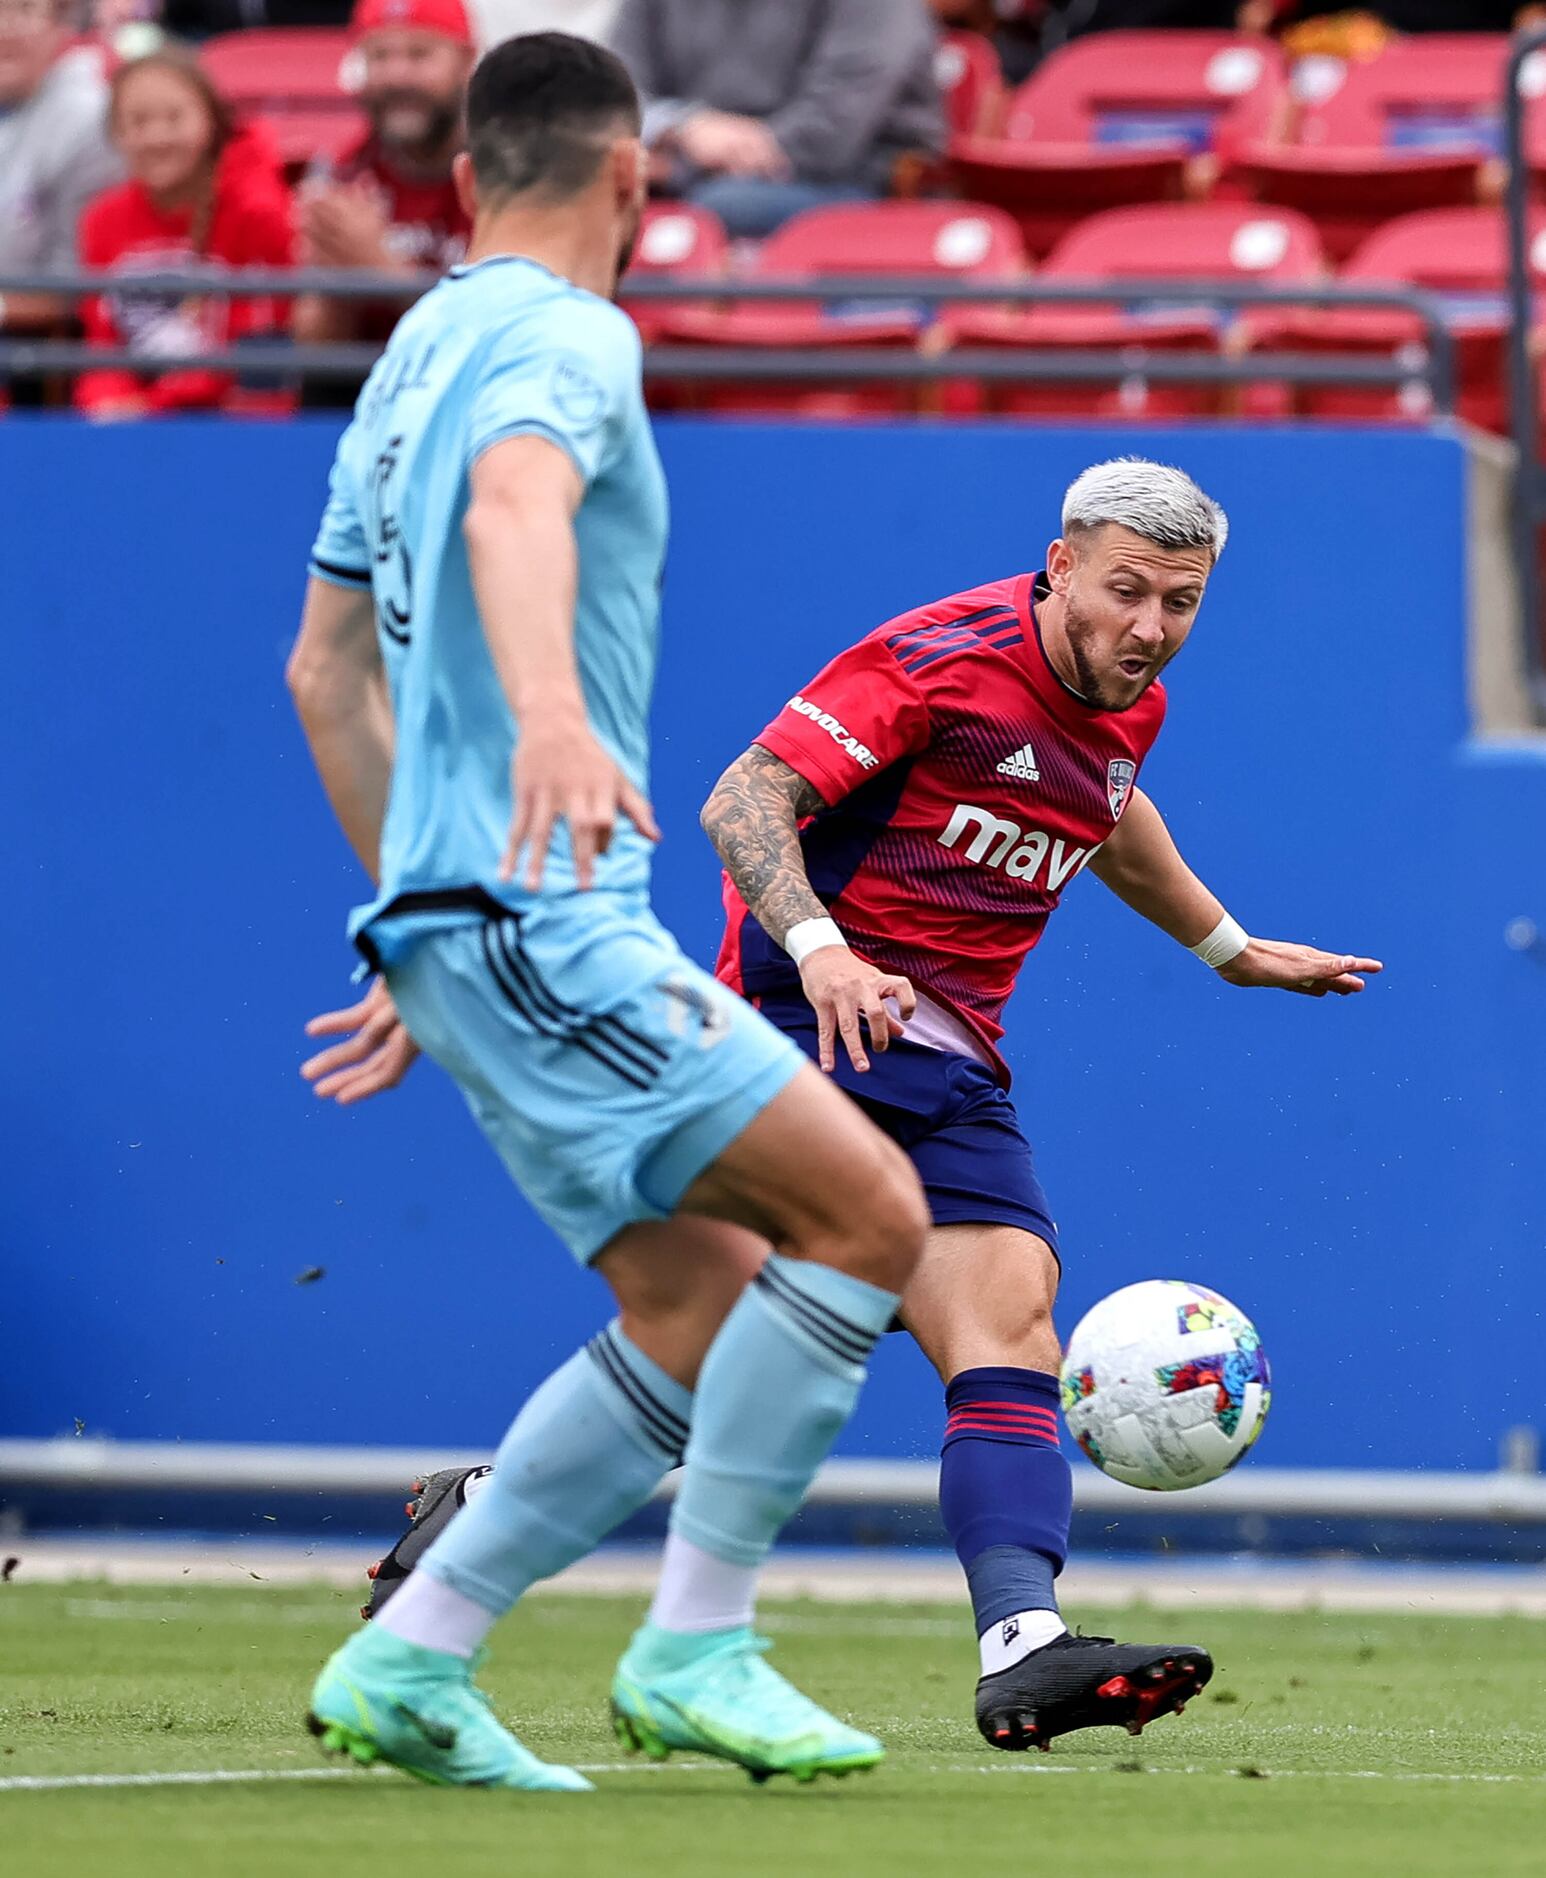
[76,48,295,418]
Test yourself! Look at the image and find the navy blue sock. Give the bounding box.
[938,1366,1072,1636]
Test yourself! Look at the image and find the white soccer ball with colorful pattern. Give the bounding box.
[1059,1281,1271,1492]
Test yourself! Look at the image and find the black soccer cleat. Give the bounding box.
[360,1465,492,1620]
[975,1632,1214,1752]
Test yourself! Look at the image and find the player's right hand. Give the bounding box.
[799,948,916,1075]
[503,717,661,892]
[302,977,420,1105]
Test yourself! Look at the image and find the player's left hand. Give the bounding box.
[301,977,420,1104]
[1217,939,1383,997]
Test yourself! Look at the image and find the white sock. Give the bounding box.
[647,1531,758,1635]
[979,1608,1068,1675]
[375,1570,496,1659]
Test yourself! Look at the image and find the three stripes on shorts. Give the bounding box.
[481,917,668,1092]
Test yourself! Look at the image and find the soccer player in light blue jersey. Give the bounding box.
[288,33,926,1792]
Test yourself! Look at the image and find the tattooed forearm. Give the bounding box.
[701,743,829,947]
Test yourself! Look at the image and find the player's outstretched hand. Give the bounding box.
[503,717,661,892]
[1218,938,1383,998]
[799,947,917,1073]
[302,977,421,1104]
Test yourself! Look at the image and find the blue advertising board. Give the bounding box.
[4,416,1543,1474]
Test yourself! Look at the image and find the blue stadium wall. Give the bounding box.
[5,416,1544,1476]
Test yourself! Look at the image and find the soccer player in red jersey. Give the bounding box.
[698,458,1380,1751]
[310,458,1380,1751]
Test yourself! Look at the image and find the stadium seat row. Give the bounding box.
[199,25,1546,271]
[624,198,1539,433]
[938,29,1546,261]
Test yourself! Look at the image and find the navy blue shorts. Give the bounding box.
[757,994,1060,1257]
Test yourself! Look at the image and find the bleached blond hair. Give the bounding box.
[1062,458,1228,562]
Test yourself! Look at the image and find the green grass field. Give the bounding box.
[4,1580,1545,1876]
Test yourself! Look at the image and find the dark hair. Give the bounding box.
[465,31,640,203]
[109,47,235,255]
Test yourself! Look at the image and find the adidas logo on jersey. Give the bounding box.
[996,742,1040,783]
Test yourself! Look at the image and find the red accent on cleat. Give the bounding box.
[404,1501,417,1519]
[366,1562,379,1579]
[1130,1669,1202,1727]
[1097,1675,1133,1700]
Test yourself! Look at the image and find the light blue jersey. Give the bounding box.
[303,247,802,1262]
[309,252,669,956]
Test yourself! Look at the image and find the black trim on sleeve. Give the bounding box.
[310,556,372,588]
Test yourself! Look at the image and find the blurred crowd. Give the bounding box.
[1,0,1544,414]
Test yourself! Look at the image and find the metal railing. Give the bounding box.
[1504,26,1546,718]
[0,266,1458,407]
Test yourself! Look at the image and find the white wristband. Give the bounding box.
[1189,913,1250,969]
[784,916,848,967]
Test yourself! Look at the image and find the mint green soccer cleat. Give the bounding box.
[307,1625,592,1791]
[610,1624,885,1784]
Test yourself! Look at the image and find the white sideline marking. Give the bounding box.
[4,1761,1544,1795]
[0,1765,692,1793]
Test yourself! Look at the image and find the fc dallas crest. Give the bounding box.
[1107,759,1136,819]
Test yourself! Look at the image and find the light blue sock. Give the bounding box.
[670,1253,902,1569]
[418,1320,690,1614]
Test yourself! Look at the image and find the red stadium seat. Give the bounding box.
[620,203,731,345]
[201,28,356,170]
[201,27,354,104]
[934,201,1323,419]
[1241,206,1537,433]
[935,29,1006,141]
[949,32,1290,257]
[1228,36,1511,262]
[630,202,731,278]
[648,201,1028,416]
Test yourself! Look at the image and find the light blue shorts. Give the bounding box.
[374,891,804,1263]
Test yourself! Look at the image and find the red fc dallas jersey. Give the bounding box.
[715,572,1167,1085]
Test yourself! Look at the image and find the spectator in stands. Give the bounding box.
[291,0,474,346]
[0,0,122,338]
[75,48,294,418]
[609,0,943,239]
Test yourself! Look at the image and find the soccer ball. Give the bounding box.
[1059,1280,1271,1492]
